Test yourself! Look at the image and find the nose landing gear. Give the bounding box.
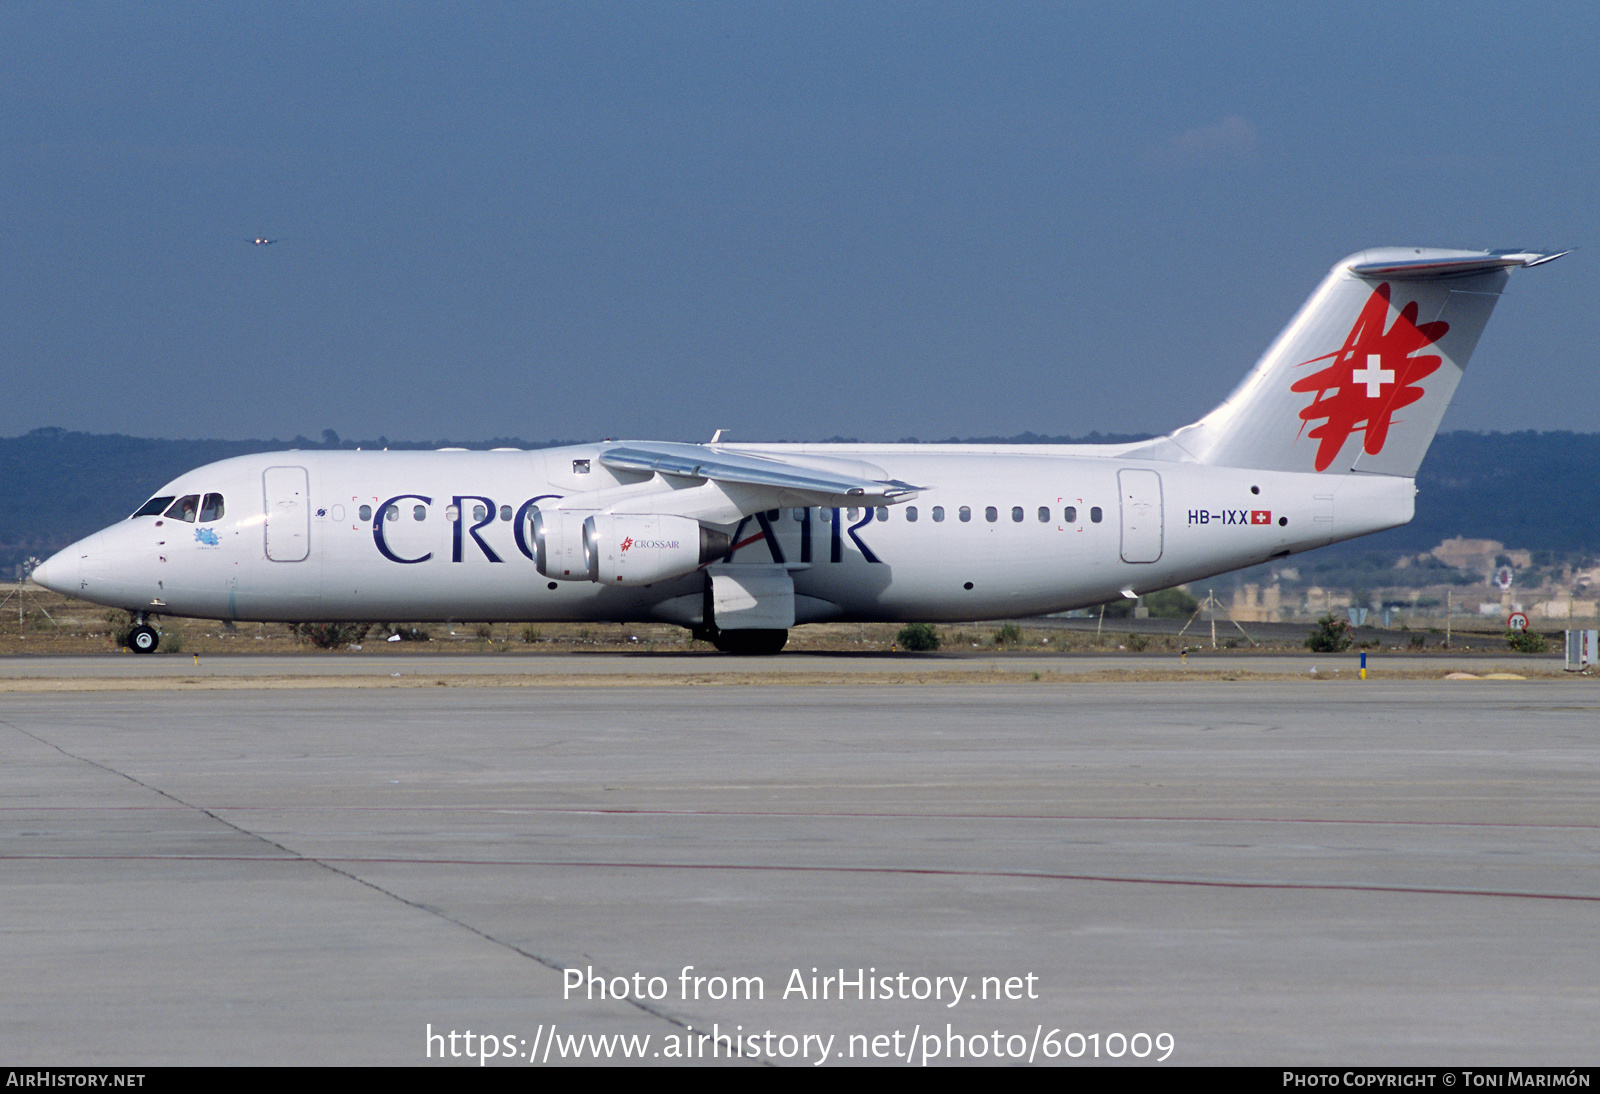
[126,613,160,654]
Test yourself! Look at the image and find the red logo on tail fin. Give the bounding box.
[1291,283,1448,471]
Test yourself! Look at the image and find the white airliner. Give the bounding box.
[33,247,1563,654]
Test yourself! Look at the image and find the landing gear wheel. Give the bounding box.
[710,628,788,655]
[127,625,160,654]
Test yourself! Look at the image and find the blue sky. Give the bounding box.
[2,2,1594,443]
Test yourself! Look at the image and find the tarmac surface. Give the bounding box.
[2,653,1596,1066]
[0,648,1577,682]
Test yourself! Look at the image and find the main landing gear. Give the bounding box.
[126,613,160,654]
[698,627,789,656]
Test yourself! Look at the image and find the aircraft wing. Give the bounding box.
[599,442,921,506]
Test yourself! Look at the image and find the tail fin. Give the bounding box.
[1147,248,1564,476]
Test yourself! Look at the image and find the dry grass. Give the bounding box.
[0,584,1566,674]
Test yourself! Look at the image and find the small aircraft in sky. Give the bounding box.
[33,247,1564,653]
[251,237,279,246]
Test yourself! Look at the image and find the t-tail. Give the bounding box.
[1142,247,1566,477]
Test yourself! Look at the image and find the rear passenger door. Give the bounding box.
[1118,468,1163,563]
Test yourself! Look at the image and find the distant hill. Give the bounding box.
[4,427,1596,574]
[1404,431,1600,555]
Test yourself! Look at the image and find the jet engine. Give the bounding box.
[533,509,730,585]
[532,509,594,580]
[583,513,730,586]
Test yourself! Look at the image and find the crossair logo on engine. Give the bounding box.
[626,539,680,550]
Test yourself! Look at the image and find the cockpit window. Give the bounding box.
[132,496,175,518]
[199,493,225,522]
[164,495,201,523]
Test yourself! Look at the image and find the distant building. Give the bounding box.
[1431,537,1502,575]
[1532,598,1598,620]
[1230,583,1283,623]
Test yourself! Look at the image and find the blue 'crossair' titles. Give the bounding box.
[451,494,502,563]
[372,494,433,563]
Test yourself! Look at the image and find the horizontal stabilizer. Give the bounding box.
[1348,249,1569,279]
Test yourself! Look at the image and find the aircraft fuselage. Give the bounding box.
[46,443,1410,626]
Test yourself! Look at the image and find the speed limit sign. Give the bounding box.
[1507,612,1530,631]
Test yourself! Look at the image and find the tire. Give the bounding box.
[128,625,160,654]
[710,628,788,655]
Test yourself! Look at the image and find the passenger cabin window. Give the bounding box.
[905,506,918,522]
[1011,506,1024,522]
[164,495,200,523]
[385,504,399,522]
[1064,506,1077,522]
[985,507,998,523]
[1037,506,1049,523]
[876,506,888,521]
[199,494,225,522]
[472,504,487,522]
[1090,506,1103,523]
[359,505,373,522]
[413,505,427,521]
[932,506,945,522]
[132,496,175,518]
[958,506,971,522]
[500,505,513,522]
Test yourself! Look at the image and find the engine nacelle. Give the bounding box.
[532,509,595,580]
[584,513,731,586]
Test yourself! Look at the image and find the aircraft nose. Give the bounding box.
[29,548,74,594]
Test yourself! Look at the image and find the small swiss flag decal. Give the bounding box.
[1250,510,1272,525]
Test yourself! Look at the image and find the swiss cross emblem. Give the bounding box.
[1250,510,1272,525]
[1291,283,1448,471]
